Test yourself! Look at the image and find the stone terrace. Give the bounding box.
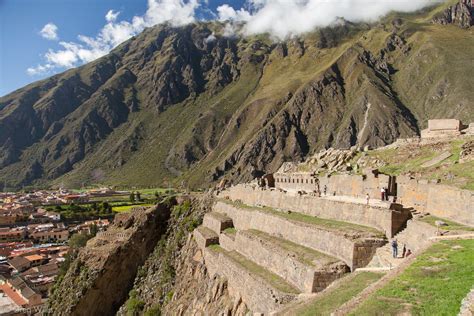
[193,192,389,314]
[213,200,385,269]
[219,184,410,238]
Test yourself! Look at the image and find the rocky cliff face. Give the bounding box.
[113,194,247,315]
[1,1,474,189]
[433,0,473,28]
[46,201,174,315]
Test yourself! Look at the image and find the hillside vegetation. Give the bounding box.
[0,1,473,190]
[350,239,474,316]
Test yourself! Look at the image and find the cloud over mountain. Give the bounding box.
[27,0,440,76]
[218,0,441,39]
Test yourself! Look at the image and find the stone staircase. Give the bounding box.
[366,218,438,269]
[194,199,388,314]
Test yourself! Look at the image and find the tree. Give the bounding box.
[89,224,98,237]
[130,192,135,202]
[154,191,162,203]
[68,233,91,249]
[136,191,141,201]
[100,202,110,212]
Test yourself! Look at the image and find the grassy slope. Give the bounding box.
[293,272,384,316]
[350,239,474,315]
[369,136,474,190]
[420,215,474,232]
[393,21,474,126]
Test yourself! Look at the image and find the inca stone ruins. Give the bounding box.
[193,121,474,314]
[421,119,474,138]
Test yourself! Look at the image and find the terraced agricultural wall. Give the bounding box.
[220,185,409,237]
[202,247,296,313]
[234,230,348,292]
[214,201,384,269]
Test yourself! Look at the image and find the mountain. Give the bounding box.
[1,0,473,190]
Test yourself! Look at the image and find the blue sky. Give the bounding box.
[0,0,245,96]
[0,0,435,97]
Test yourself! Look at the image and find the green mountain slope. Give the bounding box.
[0,1,473,189]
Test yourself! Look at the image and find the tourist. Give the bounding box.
[391,239,398,258]
[385,187,389,201]
[366,193,370,205]
[380,187,385,201]
[406,249,412,257]
[323,185,327,196]
[402,244,407,257]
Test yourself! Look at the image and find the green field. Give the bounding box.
[350,239,474,316]
[113,204,154,213]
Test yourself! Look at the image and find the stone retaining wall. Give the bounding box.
[397,177,474,226]
[202,248,296,314]
[194,227,219,249]
[214,201,384,270]
[318,173,394,199]
[234,230,347,293]
[395,220,439,253]
[219,232,236,251]
[220,185,408,237]
[203,212,233,234]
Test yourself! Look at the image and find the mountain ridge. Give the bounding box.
[1,1,473,190]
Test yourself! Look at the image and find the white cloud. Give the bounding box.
[222,23,238,38]
[29,0,439,75]
[39,23,59,40]
[218,0,440,40]
[27,64,54,76]
[105,10,120,23]
[217,4,251,22]
[204,32,216,43]
[28,0,200,76]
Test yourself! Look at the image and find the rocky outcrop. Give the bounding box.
[433,0,474,28]
[163,238,249,315]
[112,193,249,315]
[460,140,474,163]
[46,202,174,315]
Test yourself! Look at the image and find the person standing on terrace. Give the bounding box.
[392,239,398,258]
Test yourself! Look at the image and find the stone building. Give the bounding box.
[420,119,472,138]
[274,172,319,192]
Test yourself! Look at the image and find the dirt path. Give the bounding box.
[331,241,430,315]
[334,234,474,315]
